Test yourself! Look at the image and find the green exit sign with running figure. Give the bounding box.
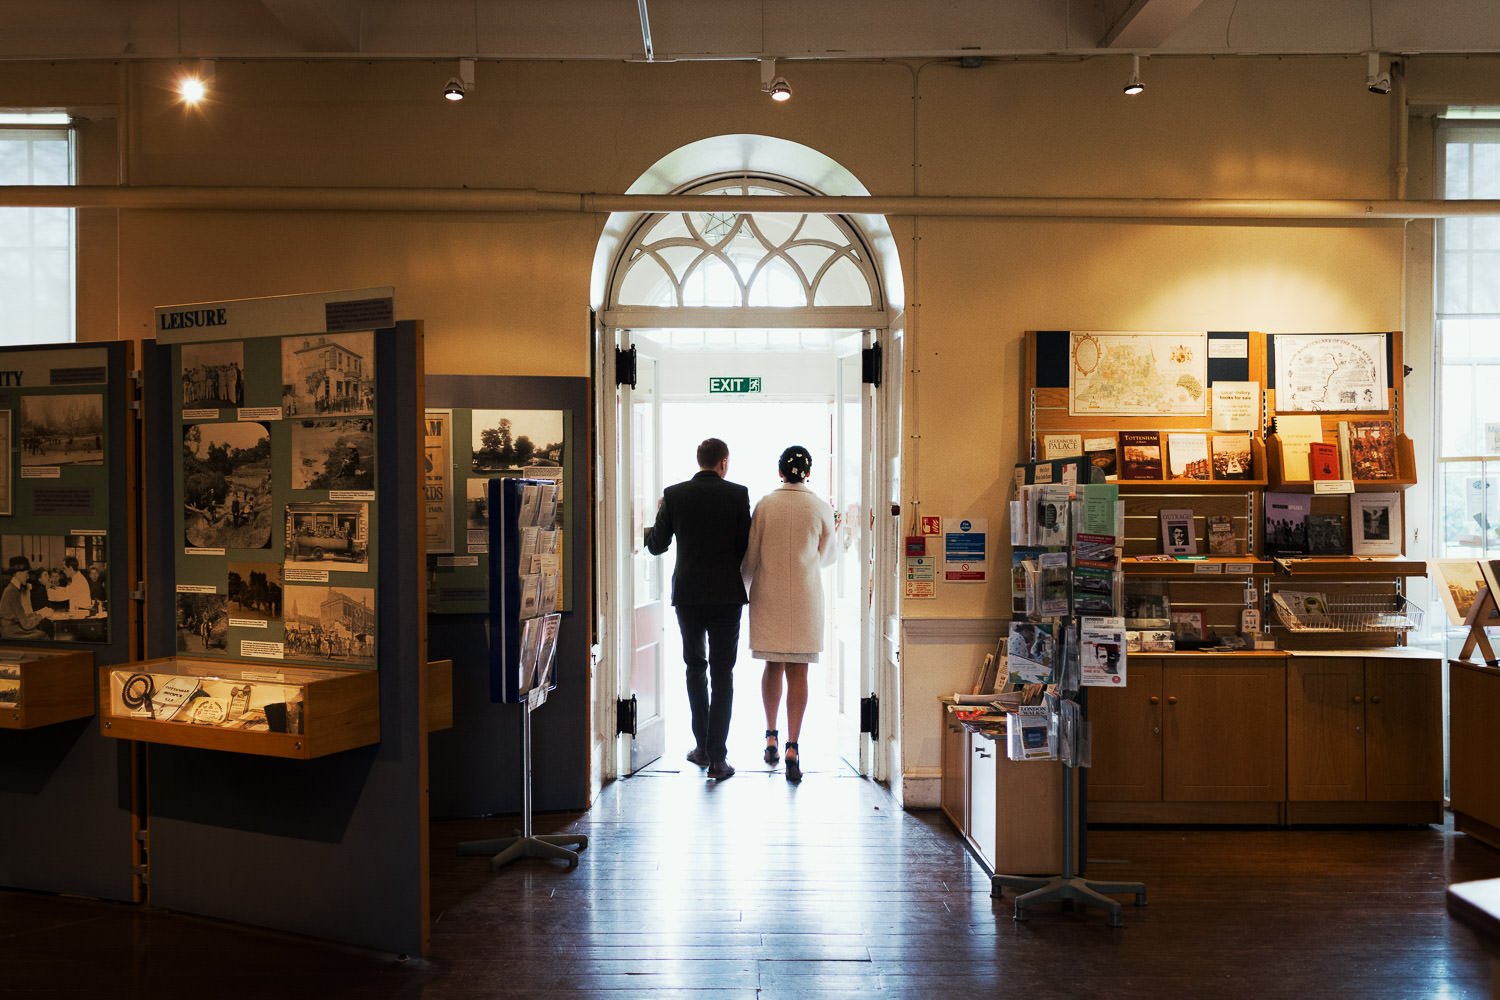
[708,377,762,394]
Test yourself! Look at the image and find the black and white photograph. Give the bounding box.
[290,417,375,490]
[471,409,565,473]
[1306,513,1348,555]
[20,393,104,467]
[227,561,283,623]
[285,501,369,570]
[176,592,229,652]
[1351,491,1403,557]
[283,584,376,665]
[465,477,490,532]
[0,532,108,643]
[181,341,245,409]
[182,421,273,549]
[281,331,375,416]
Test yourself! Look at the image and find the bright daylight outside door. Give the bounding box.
[617,333,666,774]
[832,332,871,772]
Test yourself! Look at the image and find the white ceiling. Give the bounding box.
[0,0,1497,63]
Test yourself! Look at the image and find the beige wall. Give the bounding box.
[4,50,1496,804]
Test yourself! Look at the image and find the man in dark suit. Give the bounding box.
[644,437,751,780]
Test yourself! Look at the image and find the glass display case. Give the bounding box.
[98,656,379,758]
[0,647,94,729]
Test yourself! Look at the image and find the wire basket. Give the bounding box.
[1272,593,1424,633]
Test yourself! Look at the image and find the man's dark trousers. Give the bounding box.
[676,603,740,762]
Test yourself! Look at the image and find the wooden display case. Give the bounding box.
[98,656,379,759]
[0,648,95,730]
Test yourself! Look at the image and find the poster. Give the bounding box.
[1068,331,1208,416]
[1272,333,1388,412]
[943,517,987,583]
[424,408,453,553]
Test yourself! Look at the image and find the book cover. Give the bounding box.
[1080,615,1127,687]
[1273,414,1323,481]
[1118,431,1162,480]
[1264,491,1311,556]
[1166,431,1211,480]
[1350,491,1402,556]
[1346,419,1397,479]
[1041,433,1083,460]
[1006,621,1055,685]
[1211,433,1254,479]
[1084,435,1117,478]
[1206,514,1237,554]
[1159,508,1197,555]
[1169,607,1206,643]
[1309,441,1341,480]
[1306,512,1348,555]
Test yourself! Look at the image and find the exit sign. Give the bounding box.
[709,377,762,394]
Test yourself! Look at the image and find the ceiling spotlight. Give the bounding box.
[760,58,792,103]
[1123,54,1144,96]
[1366,51,1392,95]
[177,60,214,105]
[444,58,475,102]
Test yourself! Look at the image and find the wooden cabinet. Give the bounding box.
[939,701,1077,876]
[1451,660,1500,850]
[0,649,95,730]
[1286,651,1442,824]
[1089,654,1285,824]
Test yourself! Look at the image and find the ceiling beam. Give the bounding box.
[258,0,362,52]
[1099,0,1206,49]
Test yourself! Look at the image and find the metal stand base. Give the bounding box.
[992,873,1147,927]
[460,692,589,871]
[458,833,589,871]
[990,748,1147,927]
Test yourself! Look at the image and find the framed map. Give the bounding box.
[1068,331,1208,416]
[1272,333,1388,412]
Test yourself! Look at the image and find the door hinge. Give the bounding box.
[860,693,879,739]
[861,343,882,387]
[616,694,638,737]
[615,346,638,388]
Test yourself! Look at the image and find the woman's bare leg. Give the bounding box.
[784,663,809,746]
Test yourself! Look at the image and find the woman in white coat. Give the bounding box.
[742,445,837,782]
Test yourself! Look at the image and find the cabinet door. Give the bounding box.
[1364,657,1442,802]
[1287,657,1365,801]
[968,733,998,868]
[1163,659,1286,802]
[940,714,969,829]
[1086,659,1163,802]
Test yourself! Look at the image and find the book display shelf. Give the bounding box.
[1007,330,1442,830]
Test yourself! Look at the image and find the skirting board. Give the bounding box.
[903,768,942,809]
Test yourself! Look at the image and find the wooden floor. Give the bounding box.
[5,760,1500,998]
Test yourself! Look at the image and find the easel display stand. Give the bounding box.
[1459,587,1499,666]
[992,759,1146,927]
[458,689,588,869]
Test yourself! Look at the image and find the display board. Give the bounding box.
[425,375,590,817]
[140,300,433,956]
[0,340,138,902]
[427,406,570,616]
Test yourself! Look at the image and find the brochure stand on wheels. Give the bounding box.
[459,477,586,870]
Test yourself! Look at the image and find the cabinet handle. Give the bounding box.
[1149,696,1160,704]
[1353,694,1363,704]
[1152,727,1161,735]
[1355,726,1363,734]
[1167,696,1177,704]
[976,749,991,759]
[1370,695,1382,704]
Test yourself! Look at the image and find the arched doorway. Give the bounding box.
[592,136,904,790]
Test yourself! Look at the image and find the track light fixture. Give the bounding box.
[177,60,214,105]
[760,58,792,103]
[444,58,475,102]
[1123,54,1144,96]
[1366,51,1392,95]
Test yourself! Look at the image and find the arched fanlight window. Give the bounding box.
[609,178,881,316]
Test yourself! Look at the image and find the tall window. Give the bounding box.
[0,115,75,345]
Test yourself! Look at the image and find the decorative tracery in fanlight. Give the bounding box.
[611,180,880,310]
